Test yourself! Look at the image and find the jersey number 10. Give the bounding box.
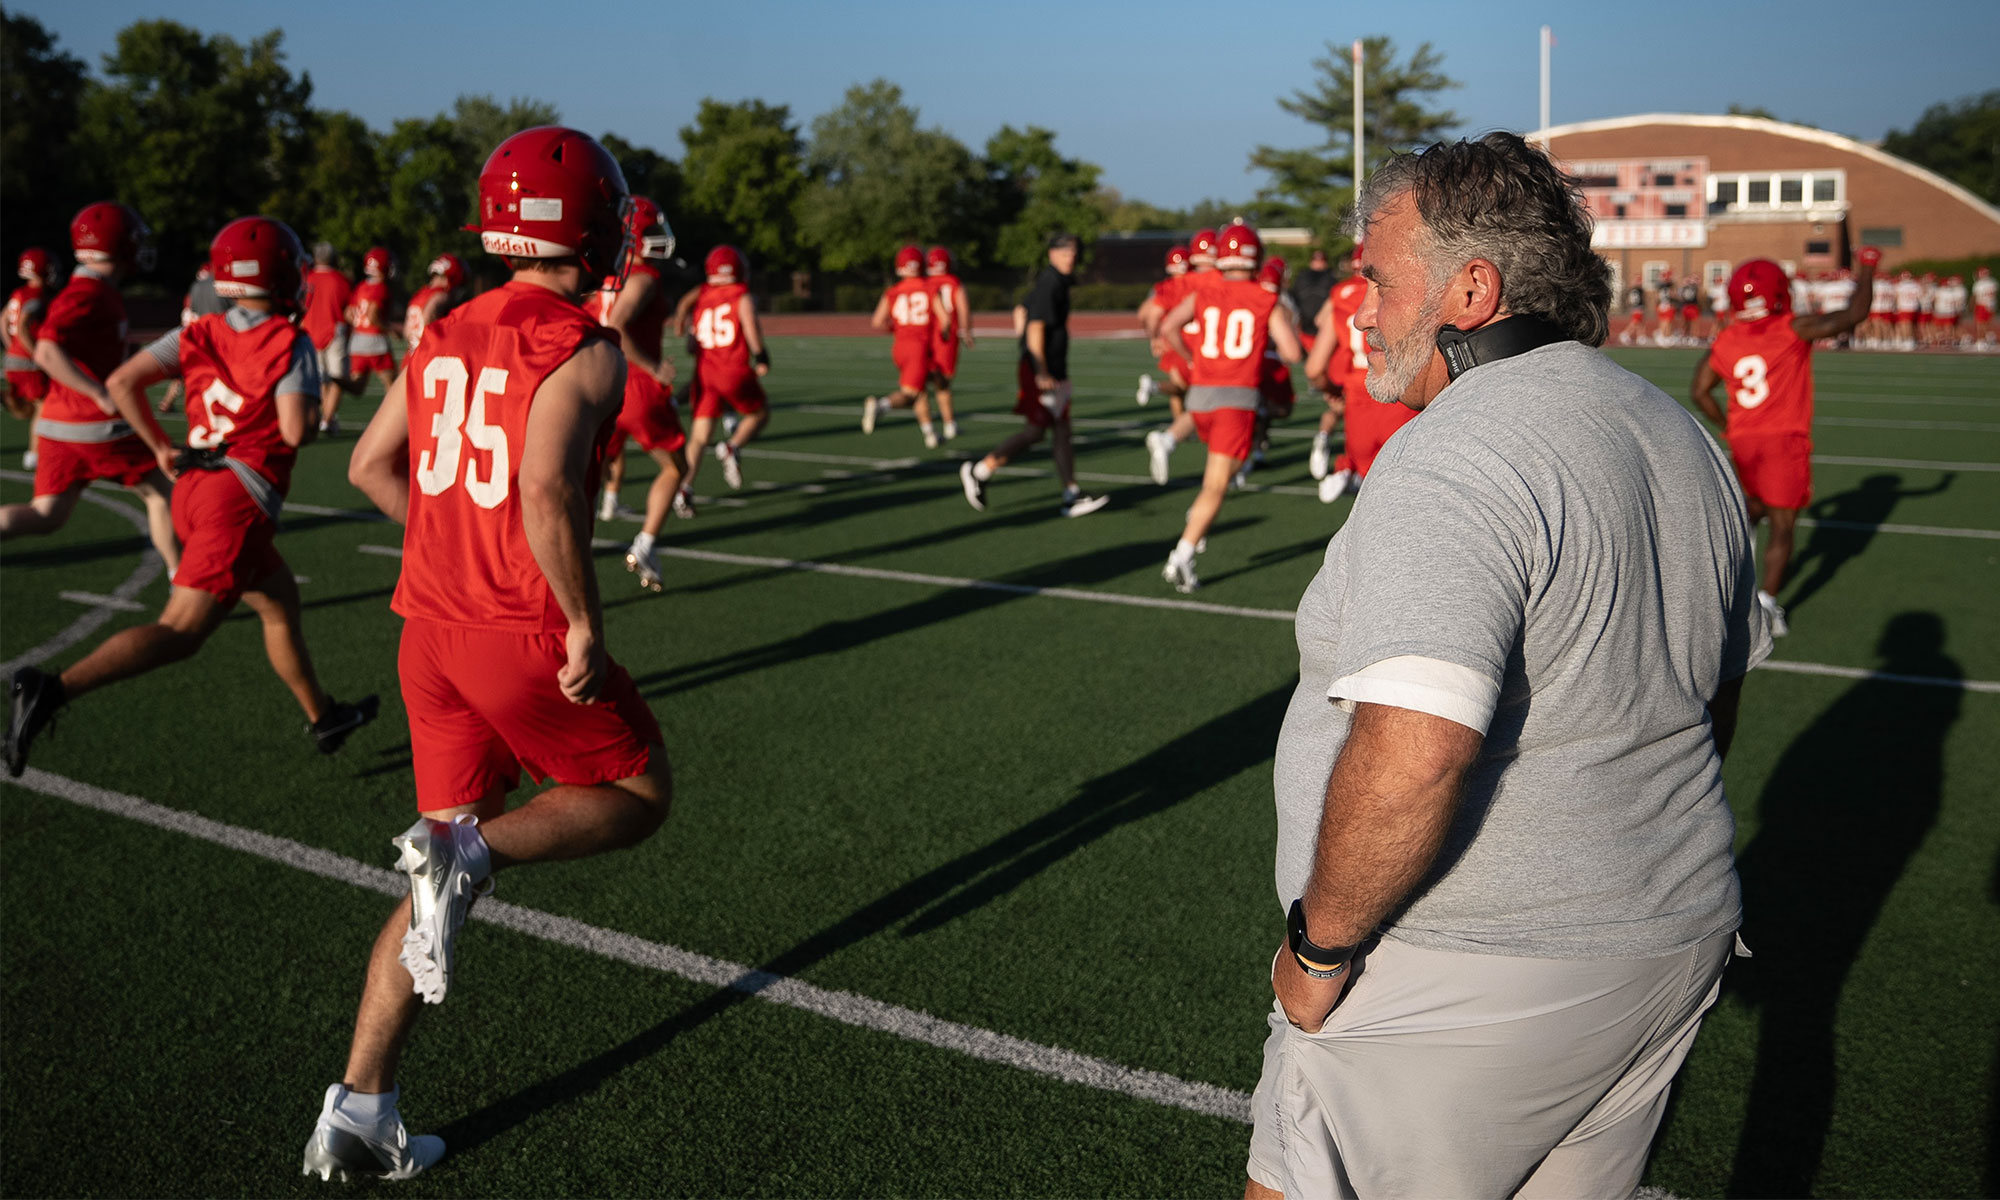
[1198,307,1257,360]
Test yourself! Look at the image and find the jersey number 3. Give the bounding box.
[415,356,511,508]
[1730,355,1769,409]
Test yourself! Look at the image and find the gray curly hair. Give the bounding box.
[1344,132,1612,346]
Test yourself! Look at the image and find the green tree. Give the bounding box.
[74,20,317,285]
[983,125,1103,268]
[377,114,482,279]
[678,99,806,270]
[450,94,561,162]
[797,80,983,274]
[268,110,391,260]
[1248,36,1458,249]
[1,11,90,268]
[1883,91,2000,206]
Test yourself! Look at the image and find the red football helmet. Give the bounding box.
[626,195,676,262]
[705,245,747,285]
[17,248,50,281]
[71,201,153,270]
[1164,244,1189,276]
[925,245,952,276]
[1215,222,1262,272]
[208,216,307,312]
[1727,259,1791,321]
[472,126,632,279]
[362,246,394,280]
[894,244,923,277]
[1258,255,1287,292]
[1189,228,1218,265]
[427,253,469,290]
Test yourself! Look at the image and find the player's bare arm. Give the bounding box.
[1153,294,1197,362]
[954,286,973,347]
[32,338,115,415]
[348,370,413,523]
[1303,298,1337,381]
[869,292,893,333]
[1273,701,1481,1032]
[1690,357,1727,427]
[1137,293,1163,336]
[1268,303,1304,365]
[276,389,318,449]
[1792,258,1877,342]
[103,351,179,476]
[738,294,769,376]
[671,284,701,337]
[520,336,625,704]
[608,271,673,387]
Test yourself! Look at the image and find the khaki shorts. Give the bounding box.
[1247,927,1735,1199]
[318,335,350,384]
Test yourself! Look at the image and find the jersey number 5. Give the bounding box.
[189,380,245,449]
[415,356,511,508]
[1730,354,1769,409]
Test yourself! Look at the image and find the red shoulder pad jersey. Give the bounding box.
[693,281,753,376]
[180,312,310,493]
[1183,274,1279,389]
[1325,275,1370,389]
[885,277,934,341]
[38,273,128,423]
[6,283,46,363]
[927,272,963,376]
[1174,271,1210,355]
[299,267,352,349]
[393,281,617,633]
[349,280,390,336]
[405,284,448,348]
[1709,314,1813,438]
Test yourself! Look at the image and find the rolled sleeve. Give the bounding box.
[1332,655,1500,733]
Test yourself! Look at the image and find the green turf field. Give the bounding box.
[2,334,1995,1198]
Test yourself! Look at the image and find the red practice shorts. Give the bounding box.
[1156,348,1191,383]
[691,365,766,420]
[1730,431,1812,510]
[892,337,932,392]
[614,371,686,454]
[5,370,48,402]
[170,469,282,605]
[1976,305,1993,322]
[1681,304,1699,321]
[1012,358,1070,428]
[1894,312,1917,325]
[33,433,155,496]
[930,335,959,381]
[349,351,396,377]
[398,617,662,811]
[1335,398,1417,478]
[1192,408,1256,461]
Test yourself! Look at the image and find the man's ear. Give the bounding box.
[1447,258,1505,330]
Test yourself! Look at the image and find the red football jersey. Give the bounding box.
[38,272,128,424]
[1709,314,1814,438]
[884,277,934,343]
[404,284,448,348]
[927,273,962,341]
[349,280,390,336]
[692,282,754,378]
[180,311,310,493]
[605,261,671,361]
[5,283,46,362]
[392,281,618,633]
[1326,275,1370,389]
[1182,274,1279,389]
[299,266,352,349]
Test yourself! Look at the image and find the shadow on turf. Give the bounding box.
[432,680,1294,1162]
[1721,610,1961,1198]
[1783,472,1956,616]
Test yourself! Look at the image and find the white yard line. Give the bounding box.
[3,766,1253,1126]
[0,471,164,677]
[57,590,148,613]
[1812,454,2000,472]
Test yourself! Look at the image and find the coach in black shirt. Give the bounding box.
[957,233,1108,518]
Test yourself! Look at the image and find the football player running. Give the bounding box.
[595,198,694,591]
[326,245,397,435]
[1133,242,1191,412]
[680,244,772,495]
[300,243,354,431]
[403,253,468,351]
[3,248,53,467]
[863,244,940,444]
[925,245,970,441]
[1148,222,1302,592]
[313,127,675,1183]
[0,203,177,571]
[5,216,378,778]
[1692,248,1879,636]
[1143,228,1218,485]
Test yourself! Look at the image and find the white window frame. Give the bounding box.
[1706,169,1845,212]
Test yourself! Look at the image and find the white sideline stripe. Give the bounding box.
[4,767,1253,1126]
[1816,416,2000,433]
[58,590,147,613]
[0,472,165,677]
[1800,518,2000,541]
[1813,454,2000,472]
[1754,659,2000,694]
[356,544,404,558]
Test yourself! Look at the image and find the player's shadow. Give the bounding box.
[433,680,1293,1161]
[1783,472,1954,615]
[1724,611,1960,1198]
[0,536,154,569]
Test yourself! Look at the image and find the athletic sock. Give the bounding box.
[1161,433,1178,452]
[337,1086,398,1125]
[631,531,655,558]
[1312,431,1329,450]
[1061,485,1080,502]
[972,460,994,482]
[919,421,935,437]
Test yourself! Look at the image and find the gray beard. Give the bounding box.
[1364,292,1444,405]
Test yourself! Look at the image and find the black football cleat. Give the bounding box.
[310,694,380,755]
[6,667,66,778]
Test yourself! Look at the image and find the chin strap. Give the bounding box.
[1435,315,1570,381]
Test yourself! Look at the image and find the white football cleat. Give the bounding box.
[301,1084,445,1183]
[1162,550,1200,594]
[625,544,663,593]
[959,461,987,511]
[716,443,743,490]
[394,814,491,1006]
[861,396,878,434]
[922,427,939,450]
[942,420,958,440]
[1145,430,1172,486]
[672,488,696,519]
[1136,373,1154,406]
[1318,468,1354,503]
[1308,434,1330,480]
[1061,492,1109,518]
[1758,591,1790,638]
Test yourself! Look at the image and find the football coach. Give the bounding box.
[1246,132,1770,1199]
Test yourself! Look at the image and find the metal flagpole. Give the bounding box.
[1539,26,1552,135]
[1352,39,1365,190]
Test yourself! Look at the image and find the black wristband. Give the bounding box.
[1287,898,1356,979]
[753,348,770,367]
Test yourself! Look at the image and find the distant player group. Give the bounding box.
[1615,262,1994,352]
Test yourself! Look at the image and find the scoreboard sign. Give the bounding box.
[1564,157,1709,249]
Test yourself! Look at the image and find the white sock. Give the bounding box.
[599,488,618,512]
[337,1085,398,1124]
[972,461,994,482]
[919,421,935,436]
[631,531,655,558]
[1174,538,1199,560]
[1161,433,1178,452]
[1313,431,1328,449]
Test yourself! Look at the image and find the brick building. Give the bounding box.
[1537,113,2000,299]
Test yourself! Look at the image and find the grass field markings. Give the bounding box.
[1798,517,2000,540]
[1754,659,2000,694]
[1817,395,2000,408]
[1812,455,2000,472]
[0,472,164,677]
[1814,417,2000,433]
[56,590,148,613]
[283,499,389,521]
[5,766,1256,1126]
[356,544,404,558]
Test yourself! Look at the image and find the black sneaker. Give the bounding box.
[310,694,380,755]
[6,667,65,778]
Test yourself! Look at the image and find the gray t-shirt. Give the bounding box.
[1273,340,1769,959]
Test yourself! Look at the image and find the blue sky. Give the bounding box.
[19,0,1999,210]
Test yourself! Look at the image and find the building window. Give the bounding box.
[1779,177,1803,204]
[1715,180,1739,205]
[1652,173,1676,187]
[1861,227,1903,248]
[1643,261,1670,288]
[1748,179,1771,204]
[1813,177,1837,202]
[1806,240,1831,256]
[1704,260,1730,288]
